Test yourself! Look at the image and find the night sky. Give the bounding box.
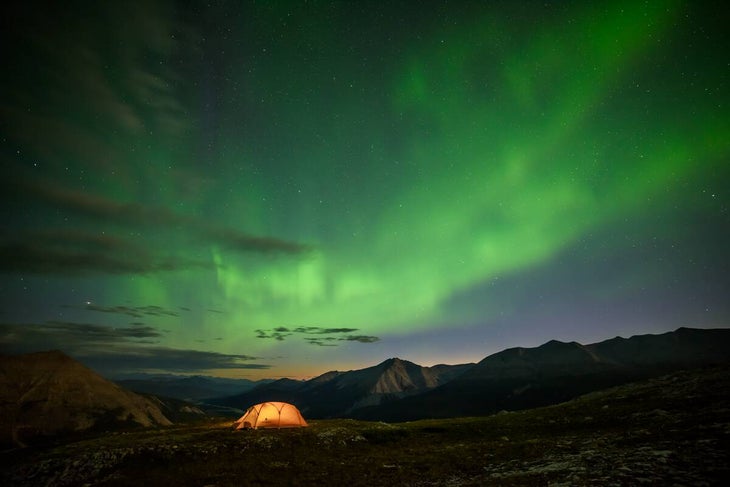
[1,1,728,379]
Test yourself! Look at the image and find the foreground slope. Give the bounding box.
[0,351,172,446]
[2,365,728,486]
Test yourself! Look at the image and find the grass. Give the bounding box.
[3,366,729,486]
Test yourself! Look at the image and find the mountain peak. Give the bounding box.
[370,358,432,394]
[0,350,172,446]
[378,357,418,369]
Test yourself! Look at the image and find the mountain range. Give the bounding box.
[209,327,730,420]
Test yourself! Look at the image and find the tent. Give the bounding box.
[233,401,308,430]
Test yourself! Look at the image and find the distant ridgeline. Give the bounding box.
[208,327,730,421]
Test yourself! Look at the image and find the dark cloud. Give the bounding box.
[305,335,380,346]
[18,179,180,226]
[0,320,164,352]
[6,177,311,255]
[255,329,291,341]
[0,230,210,275]
[79,346,271,376]
[0,0,310,278]
[0,179,311,278]
[342,335,380,343]
[292,326,360,335]
[304,337,339,347]
[0,1,191,163]
[257,326,380,346]
[0,320,270,376]
[206,227,311,254]
[82,304,181,318]
[45,320,163,339]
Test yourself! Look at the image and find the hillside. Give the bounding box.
[0,351,172,447]
[2,365,728,486]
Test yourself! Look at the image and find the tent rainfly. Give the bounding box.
[233,401,308,430]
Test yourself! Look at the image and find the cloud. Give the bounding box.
[25,178,311,255]
[1,1,191,147]
[23,179,182,226]
[255,329,292,341]
[292,326,360,335]
[0,230,210,275]
[256,326,380,346]
[0,2,310,277]
[0,1,198,232]
[79,346,272,376]
[0,320,270,376]
[342,335,380,343]
[305,335,380,346]
[0,321,165,351]
[304,337,339,347]
[0,177,311,276]
[81,304,181,318]
[205,226,311,254]
[46,320,163,340]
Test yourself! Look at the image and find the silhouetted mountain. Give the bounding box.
[116,375,270,402]
[353,327,730,421]
[0,351,172,446]
[210,358,473,418]
[591,327,730,366]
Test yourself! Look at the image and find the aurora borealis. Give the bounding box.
[1,1,728,379]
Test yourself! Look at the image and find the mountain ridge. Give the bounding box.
[205,327,730,421]
[352,326,730,421]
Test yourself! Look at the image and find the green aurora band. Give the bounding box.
[1,0,728,375]
[212,0,727,345]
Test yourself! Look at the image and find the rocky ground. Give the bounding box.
[2,366,728,486]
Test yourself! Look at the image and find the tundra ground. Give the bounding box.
[2,366,728,486]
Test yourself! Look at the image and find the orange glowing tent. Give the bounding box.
[233,401,308,430]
